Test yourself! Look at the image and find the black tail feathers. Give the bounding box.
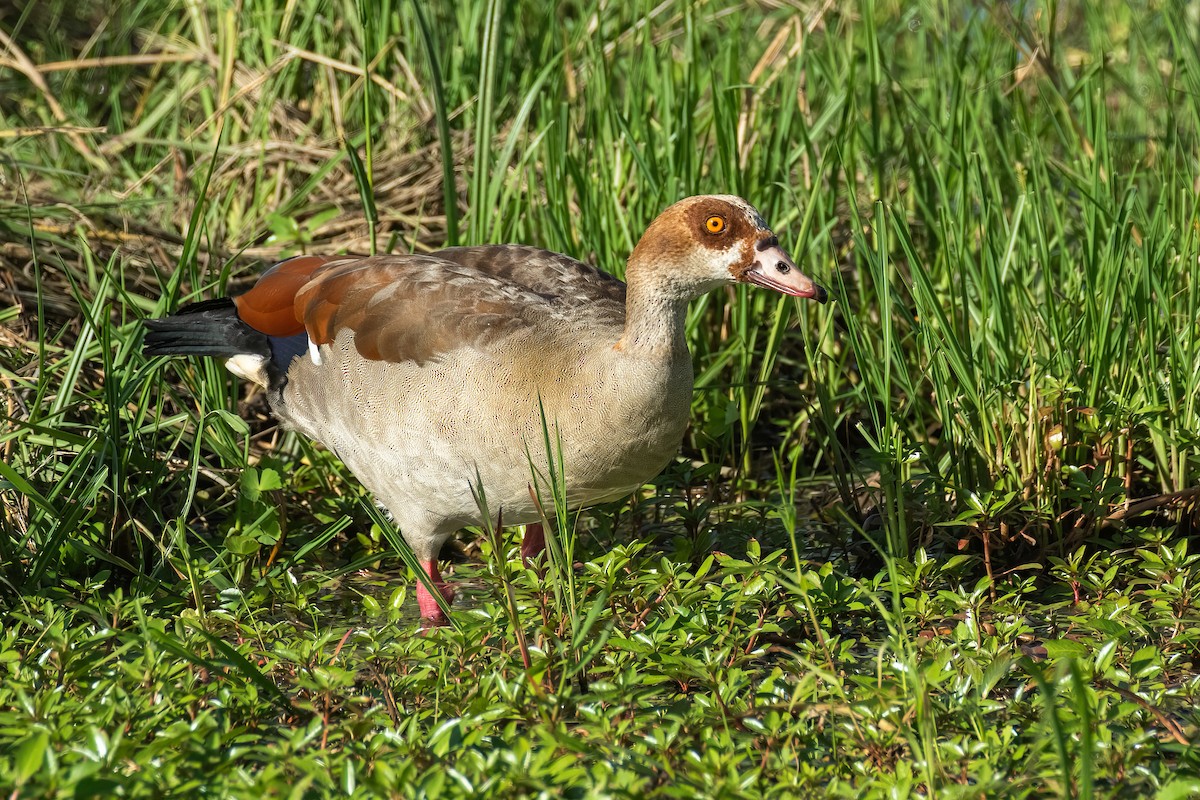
[143,298,272,360]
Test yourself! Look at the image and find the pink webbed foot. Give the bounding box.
[416,559,455,626]
[520,522,546,565]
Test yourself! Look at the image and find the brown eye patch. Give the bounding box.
[686,199,751,249]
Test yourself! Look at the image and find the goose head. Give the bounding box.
[627,195,828,303]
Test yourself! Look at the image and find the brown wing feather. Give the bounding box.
[236,246,627,366]
[293,254,566,365]
[435,245,626,309]
[234,255,336,337]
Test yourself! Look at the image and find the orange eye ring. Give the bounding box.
[705,215,726,234]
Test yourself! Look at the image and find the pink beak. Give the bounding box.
[741,238,828,303]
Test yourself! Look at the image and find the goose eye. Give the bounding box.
[705,215,726,234]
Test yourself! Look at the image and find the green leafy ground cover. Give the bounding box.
[2,0,1200,796]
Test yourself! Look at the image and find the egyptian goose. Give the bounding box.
[145,195,827,624]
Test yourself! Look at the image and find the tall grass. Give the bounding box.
[1,0,1196,598]
[0,0,1195,600]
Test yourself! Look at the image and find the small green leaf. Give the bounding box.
[1040,639,1090,659]
[223,533,260,556]
[241,468,262,502]
[258,468,282,492]
[1094,640,1119,676]
[977,656,1013,699]
[14,729,48,784]
[1157,778,1200,800]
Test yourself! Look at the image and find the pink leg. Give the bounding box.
[521,522,546,564]
[415,559,455,625]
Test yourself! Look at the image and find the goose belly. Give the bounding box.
[272,333,693,532]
